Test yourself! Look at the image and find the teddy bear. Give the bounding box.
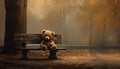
[40,29,57,51]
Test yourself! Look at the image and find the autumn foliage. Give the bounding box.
[107,0,120,17]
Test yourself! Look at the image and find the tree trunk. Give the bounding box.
[3,0,27,54]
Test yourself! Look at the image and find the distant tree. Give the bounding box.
[107,0,120,45]
[3,0,27,53]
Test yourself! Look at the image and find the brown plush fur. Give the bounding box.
[40,29,57,51]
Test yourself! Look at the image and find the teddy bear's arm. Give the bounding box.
[50,40,56,46]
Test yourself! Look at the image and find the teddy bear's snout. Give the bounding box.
[45,36,50,40]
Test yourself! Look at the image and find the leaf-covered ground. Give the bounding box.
[0,50,120,69]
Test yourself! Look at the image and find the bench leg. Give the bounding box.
[22,50,29,60]
[48,50,57,59]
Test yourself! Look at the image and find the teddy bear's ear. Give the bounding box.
[42,29,46,33]
[52,32,55,36]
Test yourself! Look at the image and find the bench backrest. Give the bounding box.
[14,34,62,44]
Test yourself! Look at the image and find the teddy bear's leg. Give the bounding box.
[50,45,57,50]
[50,41,57,50]
[40,45,47,51]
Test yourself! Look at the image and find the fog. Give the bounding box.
[27,0,120,45]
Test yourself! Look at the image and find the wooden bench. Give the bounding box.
[14,33,66,59]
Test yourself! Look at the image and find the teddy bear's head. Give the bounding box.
[41,29,55,41]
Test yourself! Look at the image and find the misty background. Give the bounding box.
[0,0,5,45]
[0,0,120,46]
